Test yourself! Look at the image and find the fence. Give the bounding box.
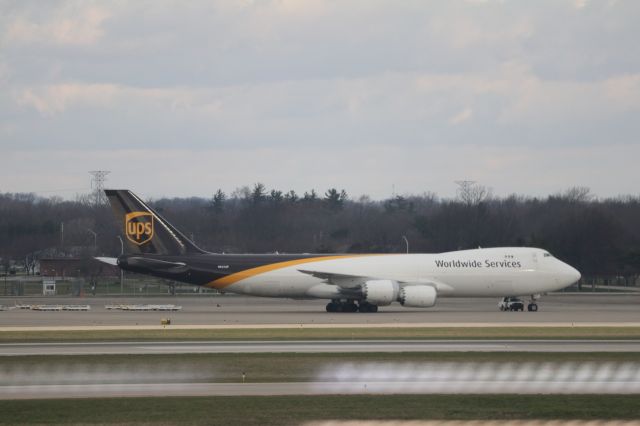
[0,273,217,297]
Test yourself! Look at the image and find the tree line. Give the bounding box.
[1,184,639,283]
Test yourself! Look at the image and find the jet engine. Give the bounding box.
[362,280,399,306]
[399,285,437,308]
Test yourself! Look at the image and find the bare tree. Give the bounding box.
[562,186,593,203]
[455,181,491,206]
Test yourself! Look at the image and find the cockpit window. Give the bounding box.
[543,252,553,258]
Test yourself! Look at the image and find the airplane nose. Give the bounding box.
[565,264,581,284]
[572,267,581,282]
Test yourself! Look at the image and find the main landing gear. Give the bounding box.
[326,299,379,313]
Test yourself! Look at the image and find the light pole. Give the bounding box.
[87,229,97,251]
[402,235,409,254]
[117,236,124,295]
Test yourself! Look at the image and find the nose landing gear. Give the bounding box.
[527,294,540,312]
[498,295,540,312]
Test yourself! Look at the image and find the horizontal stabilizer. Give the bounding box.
[95,257,118,266]
[124,256,188,274]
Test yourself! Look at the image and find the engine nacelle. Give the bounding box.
[362,280,398,306]
[399,285,437,308]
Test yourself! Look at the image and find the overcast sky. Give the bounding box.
[1,0,639,200]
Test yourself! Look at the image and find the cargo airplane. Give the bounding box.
[99,190,581,313]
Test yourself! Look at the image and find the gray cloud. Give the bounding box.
[0,0,639,198]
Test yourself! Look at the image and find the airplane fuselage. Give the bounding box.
[118,247,580,300]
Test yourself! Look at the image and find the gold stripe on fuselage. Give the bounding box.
[206,255,366,289]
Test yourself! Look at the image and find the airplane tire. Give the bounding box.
[327,301,366,313]
[326,302,341,313]
[358,302,379,313]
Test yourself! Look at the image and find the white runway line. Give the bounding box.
[312,361,640,394]
[305,422,640,426]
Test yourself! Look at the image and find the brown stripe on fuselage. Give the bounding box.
[206,255,367,289]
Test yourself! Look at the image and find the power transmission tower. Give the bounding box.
[89,171,110,205]
[455,180,476,200]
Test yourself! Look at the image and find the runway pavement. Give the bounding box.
[1,294,639,327]
[0,381,636,399]
[2,339,640,355]
[3,374,640,399]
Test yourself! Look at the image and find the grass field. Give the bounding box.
[1,395,639,424]
[2,352,638,384]
[2,326,640,342]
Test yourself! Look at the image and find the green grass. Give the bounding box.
[2,326,640,343]
[2,352,638,384]
[1,395,638,424]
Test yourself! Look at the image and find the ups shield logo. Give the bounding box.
[125,212,154,245]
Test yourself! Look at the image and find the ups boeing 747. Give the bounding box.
[99,190,581,312]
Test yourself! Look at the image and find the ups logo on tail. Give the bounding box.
[125,212,154,245]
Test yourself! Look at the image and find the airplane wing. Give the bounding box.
[298,268,453,293]
[297,269,368,288]
[125,257,188,273]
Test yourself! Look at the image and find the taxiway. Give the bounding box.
[1,294,638,327]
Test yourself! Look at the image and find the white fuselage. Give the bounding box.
[221,247,581,300]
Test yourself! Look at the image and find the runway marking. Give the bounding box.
[2,340,640,355]
[305,422,640,426]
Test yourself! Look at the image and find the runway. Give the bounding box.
[1,293,639,327]
[4,357,640,399]
[2,339,640,356]
[2,379,640,399]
